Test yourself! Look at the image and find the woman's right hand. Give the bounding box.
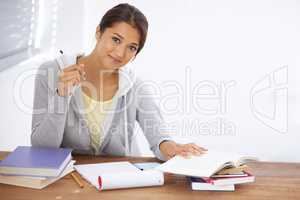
[57,64,85,96]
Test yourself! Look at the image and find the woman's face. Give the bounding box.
[94,22,140,70]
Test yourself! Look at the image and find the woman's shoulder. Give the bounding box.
[34,57,61,90]
[130,76,160,98]
[37,58,60,74]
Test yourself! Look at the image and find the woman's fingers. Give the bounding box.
[174,145,190,158]
[62,64,86,80]
[189,143,208,154]
[59,71,81,82]
[75,64,86,79]
[182,145,196,154]
[176,143,208,158]
[63,64,84,72]
[57,64,85,96]
[160,142,208,160]
[57,78,81,96]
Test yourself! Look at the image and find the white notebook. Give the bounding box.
[189,177,235,191]
[74,161,164,190]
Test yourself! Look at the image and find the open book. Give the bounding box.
[156,150,258,178]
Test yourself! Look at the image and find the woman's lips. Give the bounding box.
[108,55,122,63]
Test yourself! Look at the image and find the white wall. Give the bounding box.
[1,0,299,162]
[83,0,300,162]
[0,56,44,151]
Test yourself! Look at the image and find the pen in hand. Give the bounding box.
[57,50,86,97]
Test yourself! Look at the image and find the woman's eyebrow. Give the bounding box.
[113,33,124,39]
[113,33,139,46]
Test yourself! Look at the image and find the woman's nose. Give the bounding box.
[113,45,126,59]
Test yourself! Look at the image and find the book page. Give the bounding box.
[237,155,259,166]
[156,150,246,177]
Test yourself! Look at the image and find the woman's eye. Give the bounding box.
[129,46,137,52]
[112,37,121,44]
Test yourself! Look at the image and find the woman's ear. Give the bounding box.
[95,26,102,41]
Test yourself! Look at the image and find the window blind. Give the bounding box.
[0,0,39,71]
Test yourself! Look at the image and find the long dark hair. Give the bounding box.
[99,3,148,55]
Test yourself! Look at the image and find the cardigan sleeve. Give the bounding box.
[31,60,70,147]
[135,78,174,161]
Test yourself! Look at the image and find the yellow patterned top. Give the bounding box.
[81,91,113,154]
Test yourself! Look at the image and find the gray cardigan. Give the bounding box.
[31,54,172,160]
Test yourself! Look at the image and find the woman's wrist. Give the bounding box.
[159,140,174,148]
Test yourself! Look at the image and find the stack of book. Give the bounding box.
[0,146,73,189]
[189,165,255,191]
[156,150,258,191]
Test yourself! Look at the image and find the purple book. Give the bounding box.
[0,146,72,177]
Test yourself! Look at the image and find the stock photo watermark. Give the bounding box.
[13,65,288,137]
[250,66,288,134]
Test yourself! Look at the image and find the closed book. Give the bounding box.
[201,171,255,186]
[0,160,75,189]
[189,177,235,191]
[0,146,72,177]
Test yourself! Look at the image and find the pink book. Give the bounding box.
[200,171,255,186]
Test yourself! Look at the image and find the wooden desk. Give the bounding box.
[1,152,300,200]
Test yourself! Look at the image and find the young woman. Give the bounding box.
[31,3,207,160]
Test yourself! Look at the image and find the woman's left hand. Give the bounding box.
[159,140,208,160]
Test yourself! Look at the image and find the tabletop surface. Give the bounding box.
[1,151,300,200]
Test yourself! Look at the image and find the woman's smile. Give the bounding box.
[108,54,122,64]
